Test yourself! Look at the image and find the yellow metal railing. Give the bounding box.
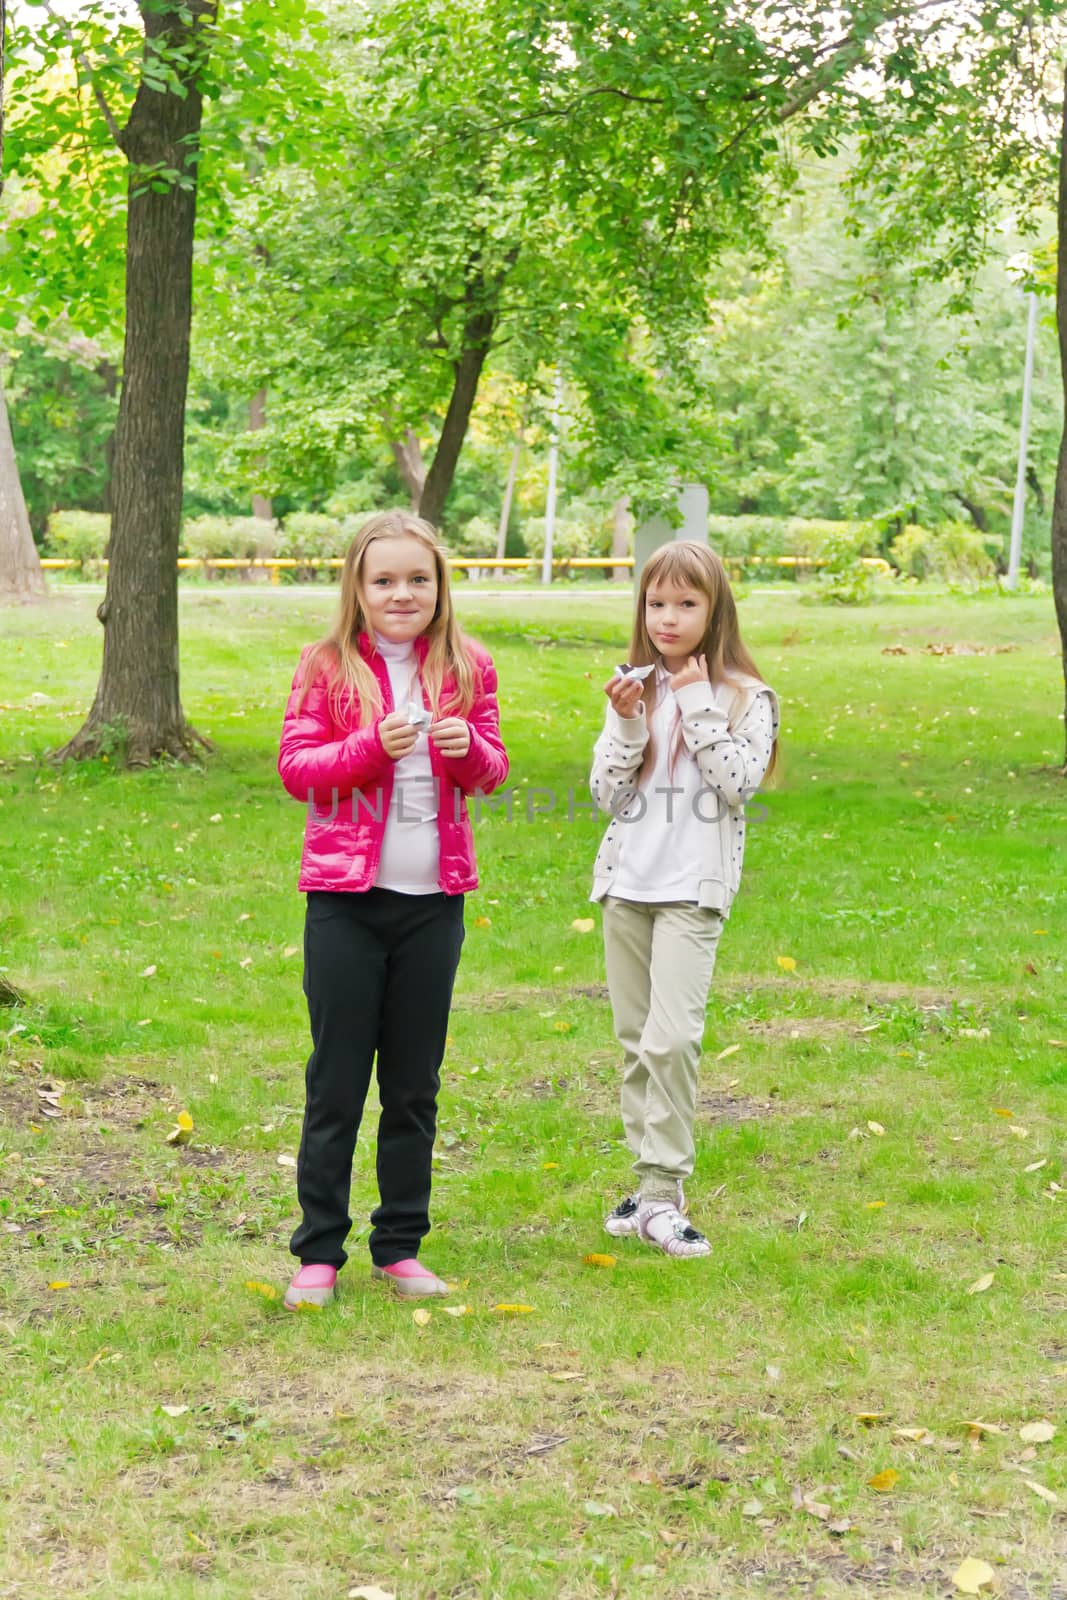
[39,554,894,576]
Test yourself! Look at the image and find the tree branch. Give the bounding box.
[40,0,124,147]
[454,84,665,142]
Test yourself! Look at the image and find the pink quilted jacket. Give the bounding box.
[278,632,508,894]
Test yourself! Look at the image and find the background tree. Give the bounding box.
[0,0,46,602]
[1051,72,1067,771]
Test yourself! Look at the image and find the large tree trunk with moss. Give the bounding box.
[0,381,47,602]
[55,0,216,766]
[1052,70,1067,774]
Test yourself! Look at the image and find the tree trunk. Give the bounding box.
[494,430,522,575]
[611,495,632,583]
[54,0,217,767]
[1,0,6,192]
[418,269,499,529]
[248,387,273,521]
[0,380,46,602]
[1052,69,1067,773]
[388,425,426,509]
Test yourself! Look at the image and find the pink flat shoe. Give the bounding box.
[371,1258,450,1297]
[284,1263,337,1309]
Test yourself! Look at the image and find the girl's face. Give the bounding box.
[644,575,710,670]
[360,535,439,643]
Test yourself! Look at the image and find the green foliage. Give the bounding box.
[450,515,499,559]
[276,513,343,562]
[523,502,611,563]
[44,510,111,566]
[181,515,279,562]
[3,337,118,536]
[808,524,876,606]
[890,521,1000,589]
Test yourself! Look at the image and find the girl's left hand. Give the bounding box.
[669,654,710,692]
[430,717,471,759]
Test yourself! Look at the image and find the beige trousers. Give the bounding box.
[601,897,723,1200]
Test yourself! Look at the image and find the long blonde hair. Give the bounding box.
[297,511,476,723]
[630,541,778,782]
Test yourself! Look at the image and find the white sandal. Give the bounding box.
[638,1201,711,1258]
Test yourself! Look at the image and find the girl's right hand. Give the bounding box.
[379,712,420,760]
[603,674,644,719]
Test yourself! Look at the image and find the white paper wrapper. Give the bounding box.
[613,662,655,682]
[405,701,432,730]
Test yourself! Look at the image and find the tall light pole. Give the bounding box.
[540,367,563,587]
[1007,291,1038,590]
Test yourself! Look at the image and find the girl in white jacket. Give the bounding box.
[589,541,779,1258]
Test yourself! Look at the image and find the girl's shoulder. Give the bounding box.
[719,672,779,727]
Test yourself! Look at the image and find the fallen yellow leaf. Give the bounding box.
[993,1107,1014,1118]
[570,918,595,934]
[1007,1124,1029,1139]
[492,1303,535,1315]
[553,1021,572,1032]
[412,1308,432,1327]
[855,1412,887,1424]
[244,1280,279,1300]
[867,1120,886,1136]
[47,1280,70,1290]
[442,1304,470,1318]
[166,1109,194,1146]
[1020,1420,1056,1444]
[541,1162,560,1170]
[776,955,797,972]
[893,1427,932,1443]
[473,916,492,929]
[867,1469,899,1492]
[715,1043,741,1061]
[966,1272,994,1295]
[865,1200,886,1210]
[583,1253,617,1269]
[951,1557,996,1594]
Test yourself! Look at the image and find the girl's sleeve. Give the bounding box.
[673,683,778,809]
[439,654,509,795]
[589,704,649,815]
[277,656,392,801]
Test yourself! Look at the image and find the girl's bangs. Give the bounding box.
[644,542,719,594]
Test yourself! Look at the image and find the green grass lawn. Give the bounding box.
[1,580,1065,1599]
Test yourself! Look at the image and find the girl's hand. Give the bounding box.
[380,712,420,760]
[604,674,644,718]
[668,654,710,692]
[430,717,471,759]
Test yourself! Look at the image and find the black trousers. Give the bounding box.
[290,888,465,1269]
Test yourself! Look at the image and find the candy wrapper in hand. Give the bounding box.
[613,662,655,683]
[405,701,432,730]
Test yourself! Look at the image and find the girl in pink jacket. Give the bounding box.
[278,511,508,1308]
